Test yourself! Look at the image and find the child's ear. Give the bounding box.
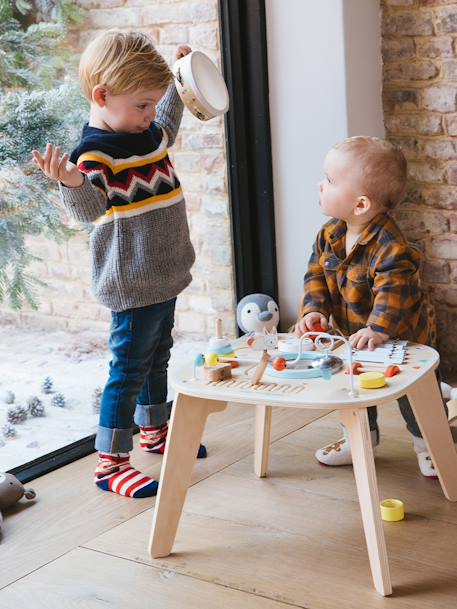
[92,84,108,107]
[354,195,372,216]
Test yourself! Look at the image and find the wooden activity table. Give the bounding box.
[148,343,457,596]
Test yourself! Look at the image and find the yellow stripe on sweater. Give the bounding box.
[78,149,169,174]
[94,186,183,225]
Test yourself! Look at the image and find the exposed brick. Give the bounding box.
[419,0,457,5]
[409,161,446,182]
[430,236,457,259]
[384,60,438,81]
[443,59,457,81]
[87,8,143,28]
[436,8,457,34]
[450,261,457,281]
[449,213,457,232]
[389,137,421,159]
[422,85,457,112]
[382,13,434,36]
[381,37,415,62]
[423,139,457,160]
[415,36,453,58]
[425,186,457,209]
[446,162,457,184]
[189,23,218,49]
[159,25,188,44]
[445,113,457,135]
[384,113,443,135]
[383,89,419,111]
[395,209,449,237]
[385,0,415,5]
[423,260,450,284]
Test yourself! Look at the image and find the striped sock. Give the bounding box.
[139,423,207,459]
[94,453,158,498]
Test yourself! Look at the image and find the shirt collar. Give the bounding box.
[329,212,390,247]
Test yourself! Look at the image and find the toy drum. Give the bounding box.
[173,51,229,121]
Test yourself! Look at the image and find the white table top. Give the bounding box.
[170,343,440,409]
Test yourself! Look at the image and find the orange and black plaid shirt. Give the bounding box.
[300,212,430,343]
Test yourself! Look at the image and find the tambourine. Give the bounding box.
[173,51,229,121]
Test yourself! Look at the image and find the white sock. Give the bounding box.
[412,436,437,478]
[315,427,379,466]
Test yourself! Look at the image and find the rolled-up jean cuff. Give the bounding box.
[134,402,169,427]
[95,425,133,453]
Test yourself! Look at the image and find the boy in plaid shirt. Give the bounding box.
[297,136,453,477]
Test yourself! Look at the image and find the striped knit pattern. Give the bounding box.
[139,423,168,454]
[94,453,158,498]
[139,424,207,459]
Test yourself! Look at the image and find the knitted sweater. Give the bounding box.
[58,85,195,312]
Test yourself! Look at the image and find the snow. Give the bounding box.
[0,324,206,472]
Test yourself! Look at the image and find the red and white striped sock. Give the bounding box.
[139,423,207,458]
[139,423,168,454]
[94,452,158,498]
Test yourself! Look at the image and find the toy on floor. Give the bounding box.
[0,473,36,532]
[380,498,405,522]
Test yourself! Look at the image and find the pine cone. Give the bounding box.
[3,390,15,404]
[51,393,66,408]
[92,386,103,414]
[2,423,17,438]
[41,376,54,394]
[7,404,28,424]
[27,396,45,417]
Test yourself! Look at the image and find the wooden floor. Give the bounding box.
[1,401,457,609]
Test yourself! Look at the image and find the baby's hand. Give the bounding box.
[349,327,389,351]
[174,45,192,62]
[296,312,328,336]
[32,143,84,188]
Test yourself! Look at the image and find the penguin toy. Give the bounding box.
[236,293,279,334]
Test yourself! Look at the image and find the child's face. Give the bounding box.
[319,149,361,221]
[98,87,167,134]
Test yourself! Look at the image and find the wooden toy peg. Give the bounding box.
[215,318,223,339]
[251,351,271,385]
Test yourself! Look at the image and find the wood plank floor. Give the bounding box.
[1,401,457,608]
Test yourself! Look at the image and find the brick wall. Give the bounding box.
[1,0,236,339]
[382,0,457,372]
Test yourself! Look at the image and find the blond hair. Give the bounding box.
[333,136,407,209]
[79,29,172,100]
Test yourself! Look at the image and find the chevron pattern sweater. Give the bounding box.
[59,85,195,312]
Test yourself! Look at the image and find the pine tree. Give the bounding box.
[0,0,88,309]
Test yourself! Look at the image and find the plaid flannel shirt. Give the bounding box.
[300,212,430,343]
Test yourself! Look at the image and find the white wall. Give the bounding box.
[266,0,384,328]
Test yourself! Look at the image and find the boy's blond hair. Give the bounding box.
[79,29,172,101]
[333,136,407,209]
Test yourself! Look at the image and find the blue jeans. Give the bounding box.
[95,298,176,454]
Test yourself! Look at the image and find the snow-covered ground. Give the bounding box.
[0,324,205,471]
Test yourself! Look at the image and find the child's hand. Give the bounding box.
[174,45,192,62]
[296,312,328,336]
[349,327,389,351]
[32,144,84,188]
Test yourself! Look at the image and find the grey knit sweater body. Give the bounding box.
[59,86,195,312]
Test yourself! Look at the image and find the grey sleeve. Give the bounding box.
[58,174,107,223]
[155,83,184,147]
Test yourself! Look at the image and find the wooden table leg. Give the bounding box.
[254,405,272,477]
[406,369,457,501]
[148,393,227,558]
[340,408,392,596]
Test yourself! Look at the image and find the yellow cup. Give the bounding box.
[380,498,405,522]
